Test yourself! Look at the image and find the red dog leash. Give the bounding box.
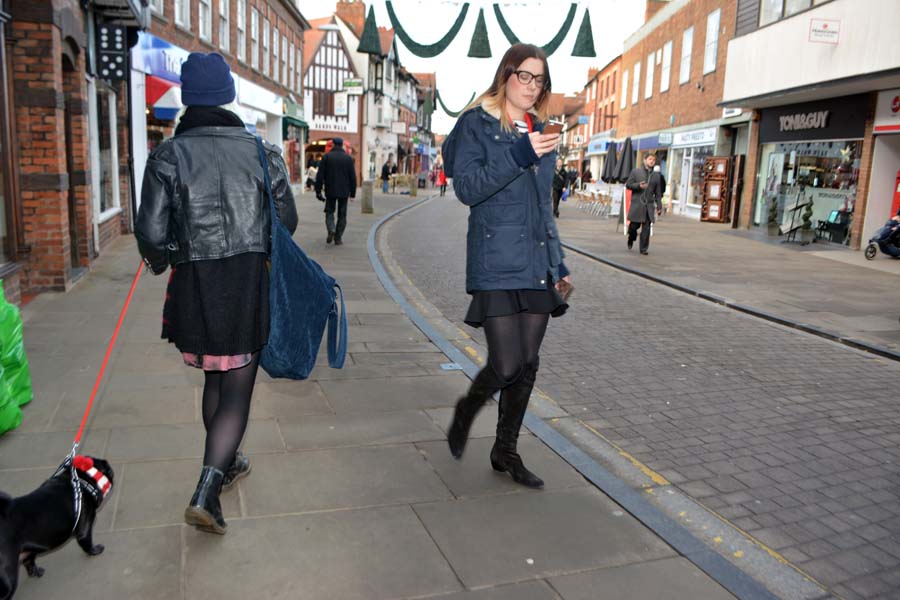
[57,260,143,527]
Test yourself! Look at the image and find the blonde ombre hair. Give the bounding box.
[467,44,552,132]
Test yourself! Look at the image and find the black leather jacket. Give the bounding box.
[136,126,298,273]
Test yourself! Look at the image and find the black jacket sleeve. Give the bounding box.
[268,150,298,234]
[135,154,176,274]
[349,158,357,198]
[625,168,644,193]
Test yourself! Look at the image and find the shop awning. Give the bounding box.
[282,115,308,139]
[146,75,181,121]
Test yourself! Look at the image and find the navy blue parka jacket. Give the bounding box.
[442,104,569,293]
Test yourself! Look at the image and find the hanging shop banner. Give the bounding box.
[343,78,364,96]
[874,88,900,134]
[334,92,349,117]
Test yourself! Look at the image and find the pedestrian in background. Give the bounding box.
[136,52,298,535]
[581,167,593,189]
[652,164,667,214]
[315,137,357,245]
[381,157,393,194]
[437,167,448,196]
[625,153,663,255]
[441,43,571,489]
[552,158,566,218]
[305,162,318,192]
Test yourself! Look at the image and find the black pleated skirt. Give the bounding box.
[464,279,568,328]
[161,253,269,356]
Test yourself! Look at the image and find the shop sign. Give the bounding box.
[809,19,840,45]
[334,91,349,117]
[391,121,407,135]
[310,116,354,133]
[672,127,717,147]
[658,132,673,145]
[577,115,590,125]
[760,94,868,143]
[409,125,419,133]
[779,111,829,132]
[722,107,742,119]
[343,78,364,95]
[131,32,189,83]
[874,88,900,134]
[236,75,282,116]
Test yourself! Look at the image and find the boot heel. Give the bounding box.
[490,459,506,472]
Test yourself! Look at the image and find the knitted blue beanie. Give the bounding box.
[180,52,236,107]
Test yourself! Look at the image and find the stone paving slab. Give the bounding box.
[278,409,444,450]
[433,581,558,599]
[183,506,461,600]
[320,374,470,414]
[413,487,675,588]
[548,557,736,599]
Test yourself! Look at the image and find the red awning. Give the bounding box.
[146,75,178,106]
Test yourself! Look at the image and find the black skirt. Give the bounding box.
[464,279,568,328]
[162,253,269,356]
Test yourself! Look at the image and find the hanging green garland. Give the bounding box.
[492,3,577,56]
[385,1,470,59]
[436,88,476,118]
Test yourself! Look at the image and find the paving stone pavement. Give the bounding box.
[0,189,736,600]
[385,193,900,600]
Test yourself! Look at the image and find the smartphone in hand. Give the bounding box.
[543,121,563,135]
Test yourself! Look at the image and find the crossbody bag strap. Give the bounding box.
[254,137,278,234]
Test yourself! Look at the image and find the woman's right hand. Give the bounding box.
[527,132,560,158]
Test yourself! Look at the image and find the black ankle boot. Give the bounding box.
[222,451,251,492]
[448,367,502,459]
[489,363,544,489]
[184,466,227,534]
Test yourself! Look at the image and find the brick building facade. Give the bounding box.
[0,0,145,306]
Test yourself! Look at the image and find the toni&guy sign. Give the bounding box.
[779,111,829,132]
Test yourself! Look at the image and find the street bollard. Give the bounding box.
[360,180,374,214]
[409,176,418,197]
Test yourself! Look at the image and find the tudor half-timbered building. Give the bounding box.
[303,16,361,179]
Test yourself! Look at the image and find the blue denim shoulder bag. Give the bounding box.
[255,137,347,379]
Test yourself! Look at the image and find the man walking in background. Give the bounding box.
[315,137,357,246]
[625,153,663,255]
[381,156,394,194]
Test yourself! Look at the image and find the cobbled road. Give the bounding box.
[386,194,900,600]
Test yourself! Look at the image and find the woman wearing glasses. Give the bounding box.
[441,44,571,488]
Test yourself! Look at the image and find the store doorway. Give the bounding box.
[864,134,900,244]
[679,150,691,214]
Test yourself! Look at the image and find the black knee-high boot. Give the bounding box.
[185,466,227,534]
[490,362,544,488]
[448,366,504,459]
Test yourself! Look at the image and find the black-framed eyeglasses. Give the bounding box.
[513,70,548,88]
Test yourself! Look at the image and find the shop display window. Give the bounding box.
[754,140,861,234]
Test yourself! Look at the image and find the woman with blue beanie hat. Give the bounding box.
[136,52,298,535]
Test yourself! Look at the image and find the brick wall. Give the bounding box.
[148,0,306,100]
[618,0,735,138]
[11,19,74,292]
[849,93,878,250]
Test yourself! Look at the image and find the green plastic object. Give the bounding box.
[0,279,31,434]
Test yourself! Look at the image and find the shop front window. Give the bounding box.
[690,145,714,205]
[754,140,861,230]
[94,87,119,216]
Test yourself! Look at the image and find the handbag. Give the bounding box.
[255,137,347,379]
[561,188,568,202]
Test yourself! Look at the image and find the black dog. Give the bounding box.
[0,456,114,599]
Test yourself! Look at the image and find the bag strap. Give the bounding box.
[255,136,279,234]
[327,283,348,369]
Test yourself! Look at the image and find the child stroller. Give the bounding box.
[864,217,900,259]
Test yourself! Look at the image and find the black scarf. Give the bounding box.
[175,106,245,135]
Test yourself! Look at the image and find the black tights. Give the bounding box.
[201,352,260,472]
[481,312,549,387]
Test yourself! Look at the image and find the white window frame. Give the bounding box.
[199,0,212,42]
[262,19,270,77]
[250,9,259,70]
[296,48,302,93]
[644,52,654,99]
[272,28,279,80]
[218,0,230,53]
[679,26,693,85]
[289,41,295,92]
[660,40,672,93]
[88,83,122,232]
[631,60,640,105]
[174,0,190,28]
[236,0,246,63]
[621,69,628,109]
[150,0,163,15]
[281,35,288,85]
[703,9,721,75]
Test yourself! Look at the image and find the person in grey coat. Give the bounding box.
[625,153,663,255]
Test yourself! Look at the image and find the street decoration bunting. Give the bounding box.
[492,3,578,56]
[468,8,492,58]
[357,6,384,54]
[572,8,596,57]
[384,1,471,58]
[436,88,476,118]
[379,1,595,59]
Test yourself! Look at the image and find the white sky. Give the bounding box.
[298,0,646,133]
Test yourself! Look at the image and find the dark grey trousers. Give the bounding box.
[324,197,348,238]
